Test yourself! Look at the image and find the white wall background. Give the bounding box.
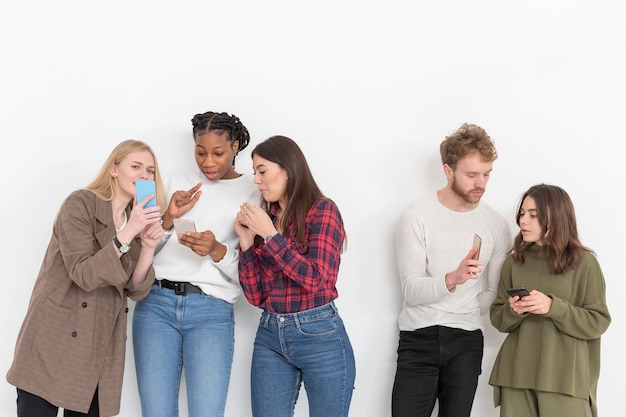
[1,1,623,416]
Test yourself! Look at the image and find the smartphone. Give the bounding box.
[173,218,196,238]
[507,287,531,299]
[471,234,482,260]
[135,179,156,208]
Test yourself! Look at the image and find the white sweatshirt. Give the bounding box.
[395,193,511,331]
[154,169,259,303]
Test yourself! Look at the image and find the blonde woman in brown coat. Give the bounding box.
[6,139,166,417]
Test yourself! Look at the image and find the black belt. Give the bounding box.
[157,279,203,295]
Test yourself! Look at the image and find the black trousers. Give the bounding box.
[16,387,99,417]
[391,325,484,417]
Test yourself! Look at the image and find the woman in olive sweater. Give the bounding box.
[489,184,610,417]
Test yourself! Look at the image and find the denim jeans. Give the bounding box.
[391,325,484,417]
[250,301,356,417]
[132,283,235,417]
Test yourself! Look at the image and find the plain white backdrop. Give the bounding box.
[1,1,623,416]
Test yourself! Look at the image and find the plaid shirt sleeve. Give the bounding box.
[238,198,345,314]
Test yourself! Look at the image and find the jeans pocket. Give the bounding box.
[297,316,338,337]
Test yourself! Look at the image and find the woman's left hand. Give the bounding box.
[177,228,226,259]
[237,203,276,238]
[510,290,553,315]
[140,220,164,249]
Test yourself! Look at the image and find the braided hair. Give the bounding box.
[191,111,251,165]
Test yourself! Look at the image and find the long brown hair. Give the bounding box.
[511,183,593,274]
[251,135,324,246]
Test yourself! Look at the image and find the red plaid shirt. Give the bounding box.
[238,198,345,314]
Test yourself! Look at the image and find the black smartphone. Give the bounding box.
[507,287,530,299]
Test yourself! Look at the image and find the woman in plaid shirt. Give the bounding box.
[234,135,356,417]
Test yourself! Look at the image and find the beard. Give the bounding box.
[451,178,483,205]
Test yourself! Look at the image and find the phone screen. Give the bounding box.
[135,179,156,208]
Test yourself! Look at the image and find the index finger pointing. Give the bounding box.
[188,182,203,195]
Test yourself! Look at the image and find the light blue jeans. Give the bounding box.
[251,301,356,417]
[132,283,235,417]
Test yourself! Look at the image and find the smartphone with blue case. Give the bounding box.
[135,179,156,208]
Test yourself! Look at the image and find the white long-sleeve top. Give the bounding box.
[154,169,259,303]
[396,193,511,331]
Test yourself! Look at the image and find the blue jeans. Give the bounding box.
[250,301,356,417]
[132,283,235,417]
[391,325,484,417]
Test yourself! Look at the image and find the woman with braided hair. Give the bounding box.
[132,111,259,417]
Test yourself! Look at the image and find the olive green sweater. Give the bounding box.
[489,244,611,417]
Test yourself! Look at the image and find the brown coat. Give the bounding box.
[6,189,155,416]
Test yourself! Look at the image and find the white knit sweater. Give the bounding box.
[395,193,511,331]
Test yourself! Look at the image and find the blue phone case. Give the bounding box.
[135,179,156,208]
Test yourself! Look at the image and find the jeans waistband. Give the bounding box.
[261,301,338,326]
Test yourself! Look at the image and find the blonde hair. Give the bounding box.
[84,139,167,210]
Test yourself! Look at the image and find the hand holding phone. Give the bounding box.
[135,179,156,208]
[471,234,482,260]
[173,218,196,239]
[507,287,531,299]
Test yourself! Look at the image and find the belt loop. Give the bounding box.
[261,310,270,326]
